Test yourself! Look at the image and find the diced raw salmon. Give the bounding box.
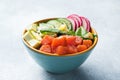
[51,36,66,48]
[82,40,92,48]
[56,46,67,55]
[77,45,87,52]
[40,45,52,53]
[67,45,77,54]
[41,35,54,45]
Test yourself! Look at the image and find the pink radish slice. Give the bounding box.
[80,17,89,32]
[84,17,91,32]
[69,14,82,27]
[67,18,77,31]
[67,15,80,28]
[67,14,91,31]
[67,17,79,30]
[79,17,83,27]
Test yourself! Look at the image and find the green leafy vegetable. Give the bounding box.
[75,26,87,37]
[66,31,75,35]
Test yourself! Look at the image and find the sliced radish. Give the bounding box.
[80,17,89,32]
[67,15,80,28]
[67,18,77,31]
[67,14,91,32]
[79,17,83,27]
[67,17,79,30]
[68,14,82,27]
[84,17,91,31]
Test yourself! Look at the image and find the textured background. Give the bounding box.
[0,0,120,80]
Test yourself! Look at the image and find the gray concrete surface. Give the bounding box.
[0,0,120,80]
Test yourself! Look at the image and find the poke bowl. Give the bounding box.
[22,14,98,73]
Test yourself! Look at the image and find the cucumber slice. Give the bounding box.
[40,28,60,33]
[39,23,54,28]
[38,23,55,32]
[57,18,72,30]
[47,20,62,29]
[57,18,66,25]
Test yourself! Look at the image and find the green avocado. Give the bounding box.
[57,18,72,30]
[47,20,62,29]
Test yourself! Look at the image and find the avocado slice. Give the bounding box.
[39,23,54,28]
[47,20,62,29]
[57,18,72,30]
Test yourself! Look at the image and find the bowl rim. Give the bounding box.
[22,18,98,57]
